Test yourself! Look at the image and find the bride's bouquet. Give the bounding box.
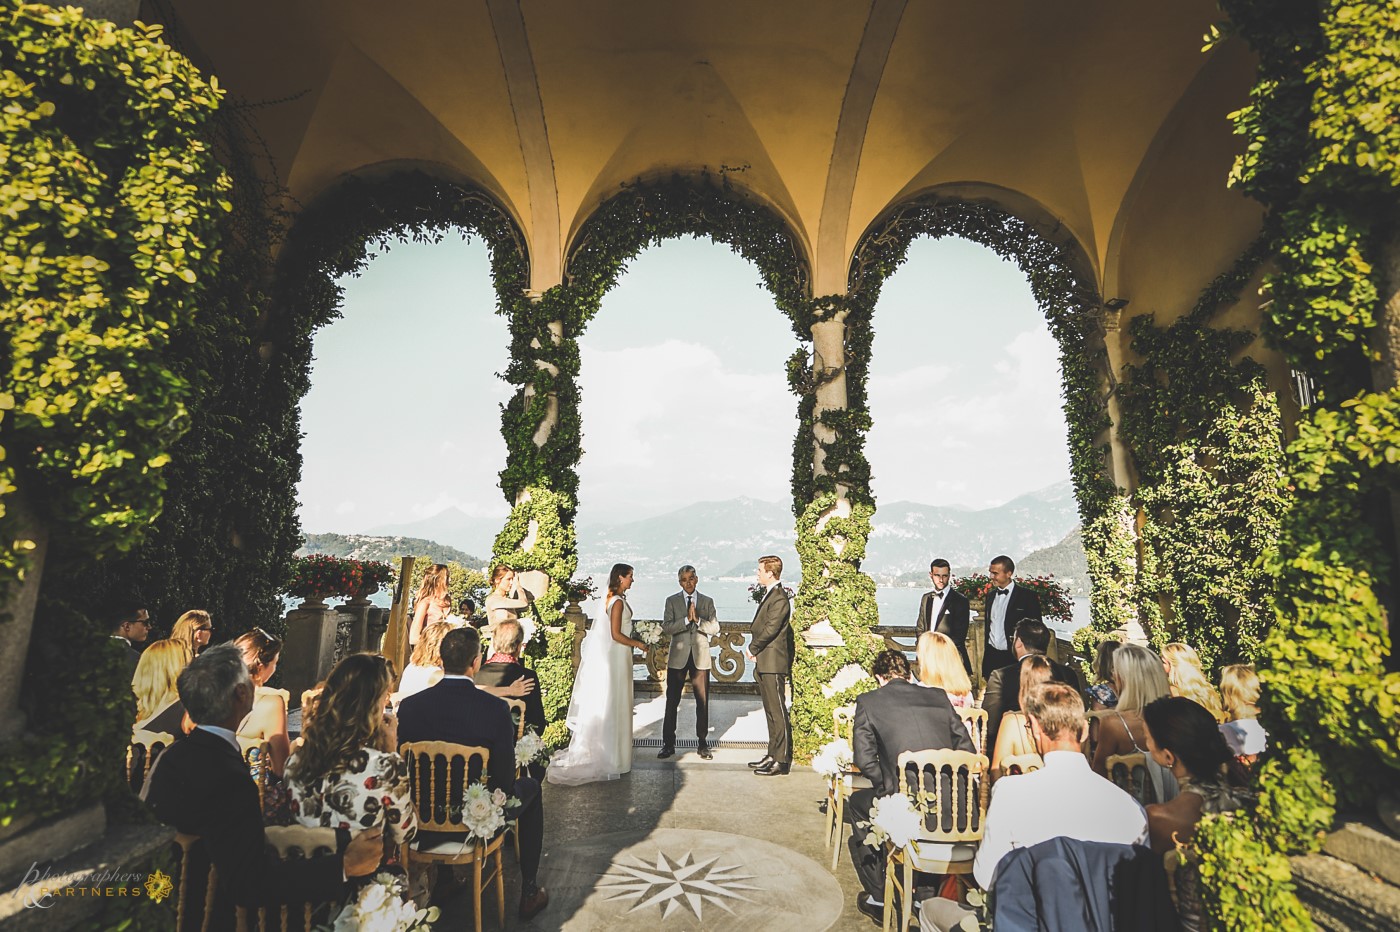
[810,737,854,779]
[325,872,438,931]
[515,728,548,769]
[632,620,663,647]
[857,792,925,849]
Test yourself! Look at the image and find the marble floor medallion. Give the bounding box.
[536,827,844,930]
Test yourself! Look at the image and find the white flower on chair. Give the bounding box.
[515,729,547,768]
[858,793,924,849]
[328,871,437,931]
[810,737,854,778]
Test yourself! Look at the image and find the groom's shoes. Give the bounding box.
[748,755,774,770]
[697,744,714,760]
[657,745,675,759]
[755,760,790,776]
[519,887,549,920]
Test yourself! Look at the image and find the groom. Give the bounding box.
[659,565,720,760]
[748,554,793,777]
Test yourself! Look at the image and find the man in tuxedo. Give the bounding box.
[747,554,793,776]
[474,619,546,778]
[659,564,720,760]
[847,650,976,923]
[983,554,1041,678]
[110,604,151,674]
[142,645,381,929]
[397,627,549,920]
[982,618,1084,753]
[915,558,972,673]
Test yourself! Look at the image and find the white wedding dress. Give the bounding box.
[546,594,635,785]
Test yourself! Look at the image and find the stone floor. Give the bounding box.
[437,694,878,930]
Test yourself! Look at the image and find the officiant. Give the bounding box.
[659,565,720,760]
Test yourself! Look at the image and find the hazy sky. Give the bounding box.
[296,234,1071,532]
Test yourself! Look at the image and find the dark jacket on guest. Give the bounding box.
[983,585,1043,652]
[474,659,546,737]
[853,677,976,798]
[749,586,793,675]
[982,653,1084,753]
[143,727,346,927]
[396,677,518,797]
[916,588,973,673]
[991,836,1178,932]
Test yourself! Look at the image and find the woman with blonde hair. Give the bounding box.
[287,653,416,853]
[1093,642,1178,801]
[397,621,451,701]
[1218,663,1268,763]
[1163,642,1226,722]
[915,631,974,708]
[233,627,291,775]
[408,563,451,647]
[132,639,193,735]
[989,654,1054,779]
[170,610,214,657]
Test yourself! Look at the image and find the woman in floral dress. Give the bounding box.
[286,653,417,859]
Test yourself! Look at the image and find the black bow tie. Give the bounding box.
[995,588,1009,596]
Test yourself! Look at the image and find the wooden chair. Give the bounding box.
[242,741,272,812]
[502,698,527,858]
[956,707,989,757]
[826,705,868,870]
[127,729,176,790]
[173,833,218,932]
[400,741,507,932]
[883,749,990,932]
[1106,751,1159,805]
[235,826,339,932]
[998,753,1043,776]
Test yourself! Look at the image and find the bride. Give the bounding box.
[546,563,647,785]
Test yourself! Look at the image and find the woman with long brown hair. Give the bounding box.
[408,563,451,647]
[483,564,536,632]
[286,653,416,849]
[233,627,291,775]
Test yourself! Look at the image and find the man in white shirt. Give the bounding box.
[921,683,1148,931]
[982,555,1041,677]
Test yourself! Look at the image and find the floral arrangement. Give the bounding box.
[857,792,926,849]
[562,576,596,603]
[810,737,854,779]
[354,560,395,598]
[515,729,547,769]
[452,782,517,842]
[633,620,663,647]
[952,573,1074,624]
[748,583,796,604]
[326,871,437,931]
[287,555,364,602]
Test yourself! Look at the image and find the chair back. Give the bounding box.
[998,753,1044,776]
[1106,751,1159,804]
[400,740,491,833]
[956,707,989,757]
[243,741,272,810]
[235,826,338,932]
[896,748,989,842]
[173,833,218,932]
[833,704,856,741]
[504,698,528,740]
[128,729,177,790]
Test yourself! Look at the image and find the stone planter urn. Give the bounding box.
[296,594,330,611]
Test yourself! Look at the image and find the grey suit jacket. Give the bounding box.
[662,591,719,669]
[749,584,793,675]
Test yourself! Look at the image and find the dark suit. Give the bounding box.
[915,588,972,673]
[981,653,1084,753]
[396,677,543,888]
[847,678,976,898]
[474,660,546,779]
[750,584,793,763]
[143,727,346,929]
[982,584,1042,677]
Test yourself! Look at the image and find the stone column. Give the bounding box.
[1098,305,1136,490]
[338,596,373,653]
[280,603,338,709]
[0,494,48,742]
[810,317,848,485]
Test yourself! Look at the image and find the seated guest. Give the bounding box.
[1218,664,1268,766]
[458,597,480,628]
[847,649,975,924]
[475,619,547,777]
[988,655,1054,780]
[110,605,151,675]
[1143,696,1252,932]
[1086,639,1121,709]
[142,644,383,927]
[133,638,193,737]
[1163,642,1226,722]
[286,653,416,851]
[233,628,291,775]
[981,618,1082,754]
[915,632,974,708]
[1093,643,1178,802]
[397,627,549,920]
[397,621,451,701]
[171,610,214,657]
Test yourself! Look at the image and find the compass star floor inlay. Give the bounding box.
[598,848,760,919]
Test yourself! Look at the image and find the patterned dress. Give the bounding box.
[287,747,418,845]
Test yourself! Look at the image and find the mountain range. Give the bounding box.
[337,479,1084,585]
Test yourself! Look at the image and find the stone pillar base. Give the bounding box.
[280,606,338,709]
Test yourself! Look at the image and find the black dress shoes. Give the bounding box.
[855,893,883,925]
[657,746,675,759]
[519,887,549,920]
[755,760,790,776]
[748,755,774,770]
[697,744,714,760]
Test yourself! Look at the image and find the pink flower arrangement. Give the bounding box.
[952,573,1074,624]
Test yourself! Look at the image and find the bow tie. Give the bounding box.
[995,588,1009,596]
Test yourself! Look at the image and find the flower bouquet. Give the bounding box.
[633,620,663,648]
[810,737,854,779]
[452,782,517,842]
[287,555,364,602]
[515,729,547,769]
[857,792,925,849]
[326,871,438,931]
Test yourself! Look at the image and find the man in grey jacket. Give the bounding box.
[748,554,794,776]
[659,564,720,760]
